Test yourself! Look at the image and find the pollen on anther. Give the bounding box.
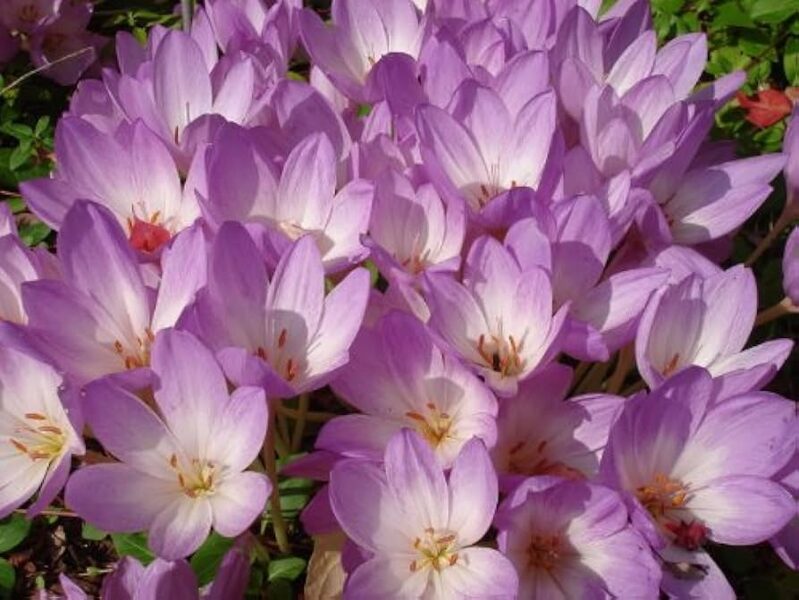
[25,412,47,420]
[278,329,288,349]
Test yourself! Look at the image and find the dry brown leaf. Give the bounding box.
[304,532,347,600]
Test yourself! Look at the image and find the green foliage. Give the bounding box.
[0,558,15,599]
[111,533,156,566]
[190,533,236,586]
[0,516,31,554]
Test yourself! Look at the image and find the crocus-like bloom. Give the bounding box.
[600,368,796,597]
[20,117,198,251]
[426,234,567,396]
[100,539,251,599]
[300,0,425,101]
[21,201,206,383]
[491,365,623,490]
[771,453,799,570]
[192,222,369,397]
[635,265,793,395]
[0,232,47,324]
[495,478,661,598]
[653,154,786,246]
[783,227,799,305]
[784,105,799,210]
[0,345,84,518]
[65,329,271,559]
[416,81,556,213]
[329,430,518,598]
[326,310,497,467]
[202,126,372,271]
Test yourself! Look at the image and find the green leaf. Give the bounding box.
[266,578,294,600]
[652,0,685,15]
[268,557,307,582]
[0,515,31,554]
[19,222,50,247]
[714,0,756,28]
[785,37,799,85]
[33,116,50,138]
[190,533,235,586]
[81,523,107,541]
[8,141,32,171]
[0,558,14,593]
[1,123,32,140]
[111,533,155,565]
[750,0,799,23]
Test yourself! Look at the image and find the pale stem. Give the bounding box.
[181,0,193,31]
[14,508,77,518]
[276,405,338,423]
[575,361,611,394]
[291,394,310,453]
[755,297,798,326]
[606,345,634,395]
[262,413,290,555]
[621,379,647,396]
[745,204,797,266]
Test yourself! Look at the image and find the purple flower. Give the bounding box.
[326,311,497,466]
[65,329,270,559]
[0,233,48,324]
[329,429,518,598]
[635,265,793,395]
[784,105,799,211]
[100,538,251,599]
[425,234,567,396]
[491,365,623,489]
[193,222,369,397]
[22,201,206,384]
[416,80,556,213]
[300,0,425,101]
[21,118,197,250]
[770,452,799,570]
[0,345,84,519]
[495,478,661,598]
[202,126,372,271]
[600,368,795,596]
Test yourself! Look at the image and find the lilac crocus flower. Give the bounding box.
[783,227,799,305]
[600,367,796,597]
[20,118,198,251]
[300,0,425,101]
[0,345,84,518]
[326,311,497,466]
[771,452,799,571]
[635,265,793,395]
[101,539,251,599]
[192,222,369,397]
[202,126,372,271]
[0,233,48,324]
[425,234,567,396]
[416,80,556,213]
[491,365,623,490]
[329,430,518,598]
[21,201,206,384]
[65,329,270,559]
[495,478,661,598]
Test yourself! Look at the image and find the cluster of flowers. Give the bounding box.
[0,0,797,597]
[0,0,105,85]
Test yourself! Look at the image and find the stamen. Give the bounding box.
[25,413,47,421]
[278,329,287,349]
[662,353,681,376]
[10,439,28,453]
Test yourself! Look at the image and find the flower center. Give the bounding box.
[169,453,217,498]
[113,329,154,370]
[476,332,524,377]
[527,534,562,571]
[9,412,66,462]
[255,328,300,383]
[409,528,459,573]
[661,353,681,377]
[127,212,171,253]
[636,472,688,519]
[405,403,453,448]
[506,440,584,479]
